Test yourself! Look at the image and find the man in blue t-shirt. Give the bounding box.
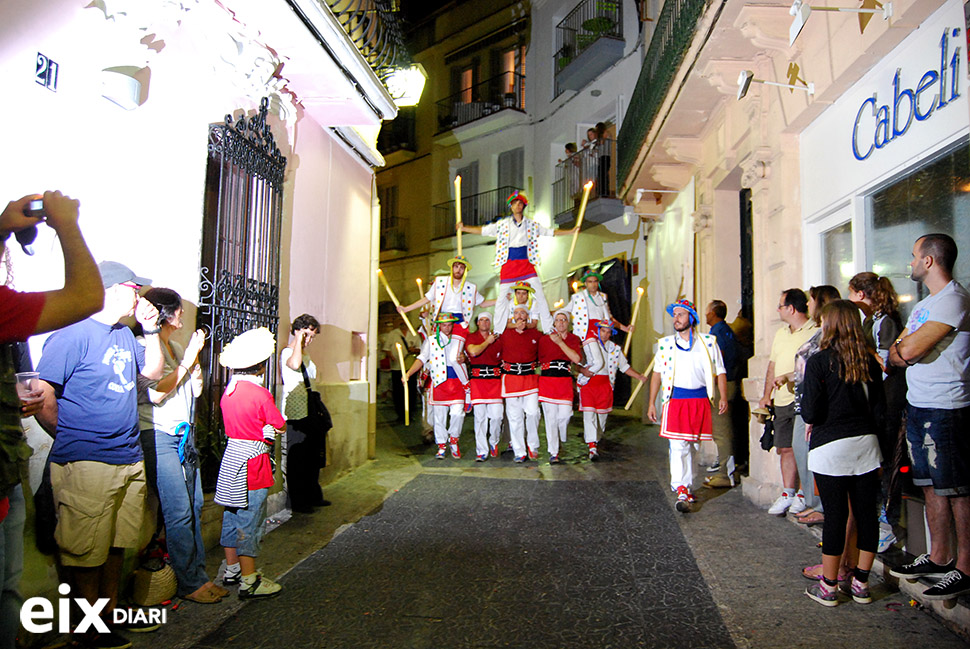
[888,233,970,601]
[36,261,164,643]
[704,300,741,488]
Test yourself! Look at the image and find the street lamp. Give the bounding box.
[789,0,893,46]
[384,64,427,107]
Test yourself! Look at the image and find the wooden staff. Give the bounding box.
[567,181,594,263]
[416,277,423,299]
[454,175,463,256]
[624,355,656,411]
[395,342,409,426]
[623,286,645,356]
[377,268,418,337]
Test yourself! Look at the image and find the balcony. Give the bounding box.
[552,139,623,225]
[431,185,516,240]
[380,216,408,252]
[377,108,416,157]
[616,0,710,186]
[554,0,624,94]
[435,73,526,143]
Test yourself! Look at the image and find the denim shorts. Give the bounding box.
[906,404,970,496]
[220,488,269,557]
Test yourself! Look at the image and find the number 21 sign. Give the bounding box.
[36,53,58,91]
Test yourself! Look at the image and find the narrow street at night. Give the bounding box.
[139,405,969,649]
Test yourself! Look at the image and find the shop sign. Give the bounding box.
[852,28,962,161]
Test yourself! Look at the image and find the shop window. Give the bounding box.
[868,141,970,320]
[822,221,853,293]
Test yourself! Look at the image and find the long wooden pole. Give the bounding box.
[624,355,656,411]
[395,342,409,426]
[454,175,463,256]
[567,181,594,263]
[377,269,418,337]
[416,277,423,299]
[623,286,645,356]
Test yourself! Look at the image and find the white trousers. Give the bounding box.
[492,275,553,333]
[583,411,608,444]
[541,402,572,457]
[473,403,504,456]
[432,403,465,445]
[668,439,699,491]
[422,391,434,431]
[505,393,540,457]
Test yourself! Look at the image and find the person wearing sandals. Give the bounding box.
[137,288,228,604]
[216,327,286,599]
[801,300,885,606]
[281,314,329,514]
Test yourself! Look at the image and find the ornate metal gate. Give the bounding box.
[197,97,287,488]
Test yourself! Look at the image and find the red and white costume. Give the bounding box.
[654,332,725,492]
[538,331,582,458]
[482,216,555,334]
[416,332,468,446]
[499,326,541,458]
[465,326,504,457]
[579,337,629,444]
[425,275,483,334]
[569,290,614,341]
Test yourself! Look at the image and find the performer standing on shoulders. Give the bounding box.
[464,312,504,461]
[538,309,583,464]
[403,314,468,459]
[578,321,646,461]
[499,306,542,462]
[504,281,542,330]
[459,191,576,334]
[398,255,485,336]
[647,299,727,513]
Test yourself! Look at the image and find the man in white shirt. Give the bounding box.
[647,299,727,513]
[398,256,485,336]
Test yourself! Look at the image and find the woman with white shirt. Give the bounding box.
[281,314,328,513]
[801,300,886,607]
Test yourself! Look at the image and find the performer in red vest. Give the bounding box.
[499,306,542,462]
[538,309,583,463]
[464,311,504,461]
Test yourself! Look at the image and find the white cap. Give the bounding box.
[219,327,276,369]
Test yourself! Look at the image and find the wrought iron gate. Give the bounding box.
[197,97,287,488]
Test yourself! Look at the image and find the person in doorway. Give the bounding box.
[647,299,727,513]
[459,191,576,334]
[538,309,583,464]
[464,312,504,461]
[215,327,285,599]
[888,234,970,600]
[759,288,817,516]
[580,321,646,462]
[703,300,741,489]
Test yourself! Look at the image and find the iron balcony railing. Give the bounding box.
[380,216,408,251]
[616,0,710,185]
[377,109,416,155]
[555,0,623,70]
[436,72,525,133]
[552,139,616,221]
[432,185,517,239]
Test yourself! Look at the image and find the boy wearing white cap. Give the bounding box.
[464,312,504,461]
[215,327,286,598]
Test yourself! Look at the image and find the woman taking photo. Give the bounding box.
[138,288,227,603]
[801,300,885,606]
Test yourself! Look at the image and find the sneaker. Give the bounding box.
[117,613,161,633]
[888,553,956,580]
[73,630,133,649]
[549,454,560,464]
[489,444,498,458]
[513,455,526,463]
[839,578,871,604]
[588,442,598,461]
[222,562,241,586]
[788,493,808,515]
[706,460,720,473]
[877,525,897,553]
[805,581,839,607]
[922,570,970,600]
[449,436,461,459]
[475,454,486,462]
[527,447,538,460]
[675,486,692,513]
[238,572,282,599]
[435,444,447,459]
[767,492,794,516]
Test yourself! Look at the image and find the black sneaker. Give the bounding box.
[888,553,955,580]
[72,630,132,649]
[922,570,970,600]
[223,571,241,586]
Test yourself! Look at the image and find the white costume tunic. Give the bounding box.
[569,290,614,341]
[579,339,630,444]
[416,333,468,445]
[425,275,483,327]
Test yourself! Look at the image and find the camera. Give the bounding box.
[25,199,45,219]
[16,199,47,256]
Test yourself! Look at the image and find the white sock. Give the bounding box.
[783,488,795,497]
[225,562,241,577]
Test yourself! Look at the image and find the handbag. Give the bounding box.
[298,364,333,432]
[760,405,776,451]
[284,382,309,420]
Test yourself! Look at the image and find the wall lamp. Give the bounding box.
[737,70,814,100]
[789,0,893,46]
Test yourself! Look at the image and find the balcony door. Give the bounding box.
[457,161,478,222]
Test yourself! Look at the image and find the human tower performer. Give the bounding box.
[464,311,504,461]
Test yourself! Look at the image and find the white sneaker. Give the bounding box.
[767,493,794,515]
[788,493,808,515]
[877,524,897,553]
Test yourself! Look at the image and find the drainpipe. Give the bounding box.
[368,175,380,459]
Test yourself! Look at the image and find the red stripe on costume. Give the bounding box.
[501,373,538,397]
[538,375,574,405]
[499,259,537,282]
[659,397,713,441]
[579,375,613,413]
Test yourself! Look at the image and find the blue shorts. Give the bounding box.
[220,488,269,557]
[905,404,970,496]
